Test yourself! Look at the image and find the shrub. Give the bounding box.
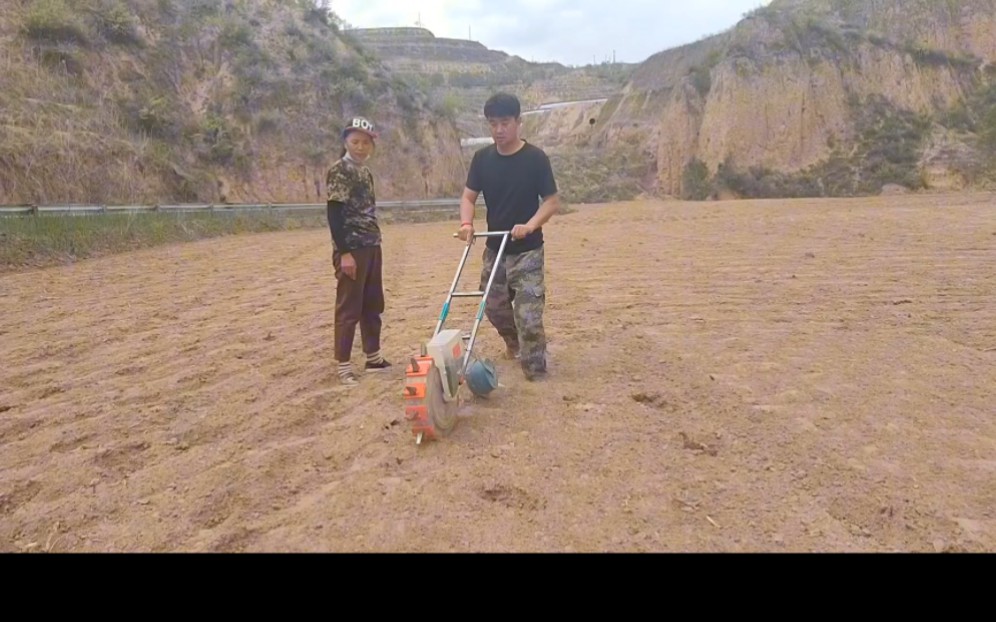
[690,65,711,98]
[89,0,143,46]
[681,159,712,200]
[22,0,90,45]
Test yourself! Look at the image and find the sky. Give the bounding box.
[331,0,773,67]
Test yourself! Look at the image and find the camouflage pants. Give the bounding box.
[480,245,547,378]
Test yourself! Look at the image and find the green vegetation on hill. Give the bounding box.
[734,2,985,72]
[943,79,996,154]
[345,26,634,138]
[678,97,930,199]
[549,147,650,204]
[0,0,462,205]
[715,96,934,198]
[660,0,996,199]
[4,0,993,209]
[681,88,996,200]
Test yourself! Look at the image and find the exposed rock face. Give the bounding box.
[525,0,996,198]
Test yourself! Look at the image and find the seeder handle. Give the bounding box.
[452,231,512,238]
[433,230,512,371]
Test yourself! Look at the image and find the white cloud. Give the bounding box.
[332,0,772,66]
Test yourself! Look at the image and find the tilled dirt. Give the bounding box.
[1,193,994,552]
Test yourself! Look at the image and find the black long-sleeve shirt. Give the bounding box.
[326,200,352,252]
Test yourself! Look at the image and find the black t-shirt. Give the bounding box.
[465,141,558,254]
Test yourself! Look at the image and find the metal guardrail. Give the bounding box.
[0,198,463,217]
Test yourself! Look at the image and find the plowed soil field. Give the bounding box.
[2,193,994,552]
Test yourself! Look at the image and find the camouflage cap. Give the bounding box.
[342,116,378,140]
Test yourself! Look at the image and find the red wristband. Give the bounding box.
[461,221,472,226]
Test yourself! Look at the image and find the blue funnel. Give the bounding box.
[465,358,498,397]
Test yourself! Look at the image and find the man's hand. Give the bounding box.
[458,187,478,246]
[340,252,357,279]
[511,223,535,240]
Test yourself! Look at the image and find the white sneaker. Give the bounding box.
[338,369,359,386]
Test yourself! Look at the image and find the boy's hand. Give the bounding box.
[340,252,357,279]
[457,223,474,244]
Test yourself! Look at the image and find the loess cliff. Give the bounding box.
[523,0,996,200]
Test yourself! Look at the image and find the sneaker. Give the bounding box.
[337,362,359,386]
[365,359,393,373]
[505,346,520,360]
[339,370,359,386]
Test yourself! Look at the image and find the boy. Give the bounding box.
[327,116,392,385]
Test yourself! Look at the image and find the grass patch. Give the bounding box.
[902,41,980,70]
[0,205,545,273]
[941,82,996,148]
[0,210,325,273]
[88,0,143,46]
[937,79,996,183]
[548,148,649,204]
[22,0,91,46]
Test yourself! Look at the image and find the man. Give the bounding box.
[457,92,560,381]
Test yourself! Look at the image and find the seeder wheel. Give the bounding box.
[403,355,461,445]
[426,365,459,438]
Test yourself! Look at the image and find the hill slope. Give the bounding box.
[524,0,996,200]
[346,26,632,138]
[0,0,466,205]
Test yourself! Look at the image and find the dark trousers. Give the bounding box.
[333,246,384,362]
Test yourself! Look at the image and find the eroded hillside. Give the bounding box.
[0,0,467,205]
[346,26,632,138]
[523,0,996,200]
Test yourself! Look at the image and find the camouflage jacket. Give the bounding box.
[326,156,381,251]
